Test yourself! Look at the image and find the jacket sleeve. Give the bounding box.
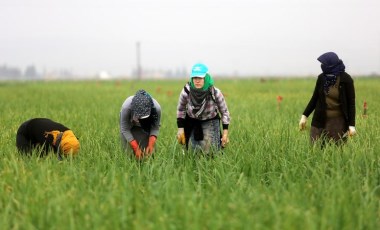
[345,77,356,126]
[176,85,189,128]
[214,88,230,129]
[303,76,321,117]
[120,97,134,142]
[150,99,161,137]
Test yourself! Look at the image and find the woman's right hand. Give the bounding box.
[299,115,307,131]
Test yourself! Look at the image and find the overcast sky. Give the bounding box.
[1,0,380,77]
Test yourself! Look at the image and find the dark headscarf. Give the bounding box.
[317,52,346,94]
[131,89,153,119]
[131,89,158,132]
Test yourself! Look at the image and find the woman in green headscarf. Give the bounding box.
[176,63,231,153]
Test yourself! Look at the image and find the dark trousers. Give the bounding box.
[120,126,150,156]
[310,116,348,146]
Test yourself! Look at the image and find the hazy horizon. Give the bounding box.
[1,0,380,77]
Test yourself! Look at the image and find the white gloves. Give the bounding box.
[348,126,356,136]
[299,115,307,130]
[298,114,356,137]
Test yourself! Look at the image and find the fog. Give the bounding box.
[1,0,379,77]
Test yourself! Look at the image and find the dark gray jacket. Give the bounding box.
[302,72,356,128]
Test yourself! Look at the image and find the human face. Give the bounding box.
[192,77,204,89]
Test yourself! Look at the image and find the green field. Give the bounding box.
[0,78,379,229]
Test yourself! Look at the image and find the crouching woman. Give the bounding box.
[120,89,161,159]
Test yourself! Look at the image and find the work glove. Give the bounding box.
[299,115,307,131]
[348,126,356,136]
[177,128,186,145]
[221,129,229,148]
[129,140,143,159]
[145,135,157,155]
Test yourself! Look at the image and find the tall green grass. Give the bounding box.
[0,78,379,229]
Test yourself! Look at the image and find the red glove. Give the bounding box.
[129,140,142,159]
[145,135,156,155]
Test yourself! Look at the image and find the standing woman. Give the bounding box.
[176,63,231,152]
[16,118,80,157]
[299,52,356,145]
[120,89,161,159]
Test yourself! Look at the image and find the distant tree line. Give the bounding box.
[0,64,39,79]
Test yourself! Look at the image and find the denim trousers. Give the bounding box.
[189,118,221,152]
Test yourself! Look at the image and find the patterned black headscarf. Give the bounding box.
[131,89,153,119]
[131,89,158,132]
[317,52,345,94]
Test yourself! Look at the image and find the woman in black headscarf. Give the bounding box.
[120,89,161,159]
[299,52,356,146]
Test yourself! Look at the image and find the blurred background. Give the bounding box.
[1,0,379,80]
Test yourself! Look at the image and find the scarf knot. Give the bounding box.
[44,130,63,146]
[323,74,337,94]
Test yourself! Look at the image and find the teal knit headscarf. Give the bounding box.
[190,73,214,91]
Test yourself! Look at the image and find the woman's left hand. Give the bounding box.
[221,130,229,147]
[348,126,356,136]
[145,135,157,155]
